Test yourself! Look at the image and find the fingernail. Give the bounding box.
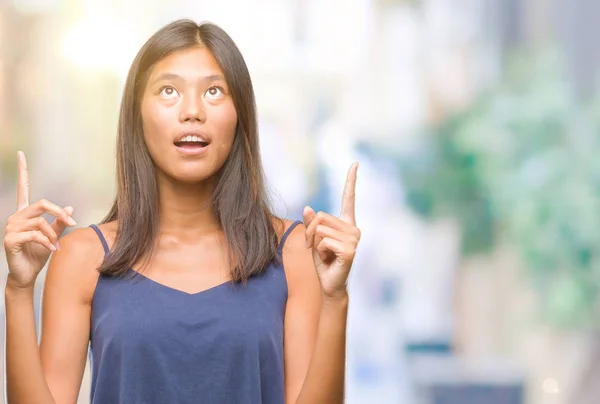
[55,241,61,251]
[49,244,57,251]
[68,217,77,226]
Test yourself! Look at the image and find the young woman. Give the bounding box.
[3,19,360,404]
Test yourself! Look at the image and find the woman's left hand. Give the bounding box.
[303,163,360,300]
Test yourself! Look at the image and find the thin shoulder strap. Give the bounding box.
[89,224,110,256]
[278,220,303,255]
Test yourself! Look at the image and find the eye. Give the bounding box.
[205,86,225,99]
[159,85,179,99]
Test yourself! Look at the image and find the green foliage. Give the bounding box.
[400,50,600,329]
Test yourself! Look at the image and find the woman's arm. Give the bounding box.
[5,281,55,403]
[6,228,101,404]
[283,163,359,404]
[282,224,349,404]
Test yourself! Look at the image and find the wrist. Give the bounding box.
[322,289,349,307]
[5,275,35,298]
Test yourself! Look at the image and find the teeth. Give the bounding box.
[175,133,208,149]
[179,135,205,143]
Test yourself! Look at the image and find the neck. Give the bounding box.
[156,172,221,240]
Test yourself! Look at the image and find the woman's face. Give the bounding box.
[140,46,238,184]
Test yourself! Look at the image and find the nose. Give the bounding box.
[179,93,206,123]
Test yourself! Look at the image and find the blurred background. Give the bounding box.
[1,0,600,403]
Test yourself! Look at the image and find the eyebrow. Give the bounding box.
[150,73,226,86]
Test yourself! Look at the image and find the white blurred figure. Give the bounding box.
[258,121,309,219]
[314,116,409,403]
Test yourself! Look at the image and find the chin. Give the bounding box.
[172,172,214,184]
[155,160,222,186]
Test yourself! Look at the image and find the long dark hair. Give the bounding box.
[98,19,282,282]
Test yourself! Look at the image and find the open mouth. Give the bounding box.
[174,140,209,148]
[173,133,210,155]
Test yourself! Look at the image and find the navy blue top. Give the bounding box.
[88,221,301,404]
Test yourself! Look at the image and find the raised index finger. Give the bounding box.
[17,151,30,211]
[340,162,358,224]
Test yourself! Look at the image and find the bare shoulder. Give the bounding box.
[280,220,306,252]
[95,220,118,246]
[276,219,319,296]
[45,222,114,304]
[270,217,291,239]
[272,217,305,251]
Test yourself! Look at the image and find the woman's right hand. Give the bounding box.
[3,151,77,291]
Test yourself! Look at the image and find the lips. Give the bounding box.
[174,130,211,145]
[172,130,211,156]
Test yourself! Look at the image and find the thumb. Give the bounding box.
[64,206,74,216]
[51,206,75,241]
[302,206,316,249]
[302,206,326,260]
[302,205,316,227]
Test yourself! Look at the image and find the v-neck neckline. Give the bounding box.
[126,268,233,296]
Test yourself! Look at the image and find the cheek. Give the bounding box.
[211,105,238,147]
[142,106,173,148]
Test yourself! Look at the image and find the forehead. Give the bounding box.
[148,46,224,81]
